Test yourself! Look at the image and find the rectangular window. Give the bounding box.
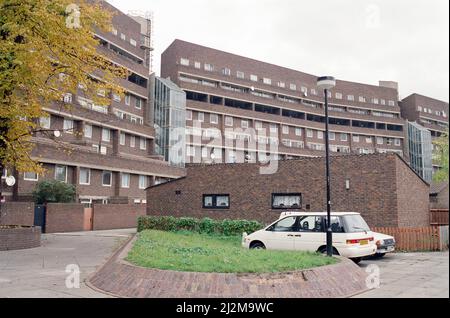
[84,124,92,138]
[197,112,204,122]
[187,145,195,157]
[79,168,90,185]
[290,83,297,90]
[120,132,126,145]
[255,121,263,130]
[130,38,137,47]
[63,119,74,134]
[237,71,245,79]
[388,100,395,106]
[225,116,233,127]
[377,137,384,145]
[40,116,51,129]
[250,74,258,82]
[311,88,317,95]
[317,131,324,139]
[272,193,301,209]
[194,61,201,69]
[24,172,38,181]
[278,82,285,88]
[111,27,117,35]
[222,68,231,76]
[336,93,343,99]
[130,135,136,148]
[366,137,372,144]
[295,128,302,136]
[121,173,130,188]
[353,135,360,143]
[269,124,277,133]
[112,93,121,102]
[210,114,218,124]
[340,133,348,141]
[394,139,401,146]
[102,128,110,142]
[359,96,366,103]
[329,132,336,140]
[203,194,230,209]
[186,110,193,120]
[63,93,72,103]
[204,64,213,72]
[380,99,386,105]
[100,146,107,155]
[241,120,249,129]
[102,171,112,186]
[139,175,147,189]
[120,33,126,40]
[282,126,289,135]
[135,97,142,109]
[55,165,67,182]
[97,89,106,97]
[180,58,189,66]
[347,95,354,101]
[125,94,131,105]
[307,129,313,138]
[263,78,272,85]
[140,137,146,150]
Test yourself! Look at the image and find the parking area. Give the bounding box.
[356,252,449,298]
[0,229,135,298]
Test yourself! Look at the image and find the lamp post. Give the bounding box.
[317,76,336,257]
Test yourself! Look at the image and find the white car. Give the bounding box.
[372,232,395,257]
[242,211,377,263]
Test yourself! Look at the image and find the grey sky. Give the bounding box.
[107,0,449,102]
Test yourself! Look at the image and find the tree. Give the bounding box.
[32,180,76,204]
[0,0,127,175]
[433,129,449,182]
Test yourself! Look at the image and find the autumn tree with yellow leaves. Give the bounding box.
[0,0,127,177]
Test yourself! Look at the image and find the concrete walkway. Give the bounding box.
[356,252,449,298]
[0,229,135,298]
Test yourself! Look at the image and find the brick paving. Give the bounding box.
[88,237,369,298]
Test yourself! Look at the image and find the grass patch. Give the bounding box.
[126,230,337,273]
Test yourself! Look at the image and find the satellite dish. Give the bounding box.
[250,86,255,91]
[5,176,16,187]
[54,130,61,138]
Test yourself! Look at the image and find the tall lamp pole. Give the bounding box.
[317,76,336,257]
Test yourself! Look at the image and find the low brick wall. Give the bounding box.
[93,204,146,231]
[0,226,41,251]
[0,202,35,226]
[45,203,85,233]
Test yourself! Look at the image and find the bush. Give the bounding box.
[32,180,76,204]
[137,216,263,236]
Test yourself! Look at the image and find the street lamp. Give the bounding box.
[317,76,336,257]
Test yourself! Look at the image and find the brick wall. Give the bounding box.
[45,203,85,233]
[0,226,41,251]
[395,157,430,227]
[92,204,146,230]
[147,153,429,227]
[0,202,34,226]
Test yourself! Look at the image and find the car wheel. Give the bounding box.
[376,253,386,258]
[351,257,362,264]
[318,246,339,255]
[250,242,266,250]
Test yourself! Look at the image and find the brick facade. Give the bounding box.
[146,153,429,227]
[0,226,41,251]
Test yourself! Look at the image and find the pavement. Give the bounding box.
[0,229,135,298]
[0,230,448,298]
[355,252,449,298]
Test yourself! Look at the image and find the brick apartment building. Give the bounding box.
[146,153,430,228]
[1,2,185,205]
[161,40,407,164]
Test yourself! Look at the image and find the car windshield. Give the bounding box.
[342,215,371,233]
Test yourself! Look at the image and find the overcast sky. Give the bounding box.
[107,0,449,102]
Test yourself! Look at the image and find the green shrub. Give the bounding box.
[137,216,263,236]
[32,180,76,204]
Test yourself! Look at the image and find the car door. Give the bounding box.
[294,215,325,252]
[262,216,298,250]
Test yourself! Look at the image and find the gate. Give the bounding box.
[83,207,93,231]
[34,204,46,233]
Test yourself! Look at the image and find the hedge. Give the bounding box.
[137,216,263,236]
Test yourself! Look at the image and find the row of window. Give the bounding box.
[23,167,149,189]
[111,27,137,47]
[201,193,301,210]
[179,58,396,107]
[417,106,447,118]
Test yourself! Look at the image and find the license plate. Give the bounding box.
[387,246,394,252]
[360,240,369,245]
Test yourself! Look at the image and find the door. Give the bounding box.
[262,216,298,250]
[83,208,93,231]
[34,205,46,233]
[294,215,325,252]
